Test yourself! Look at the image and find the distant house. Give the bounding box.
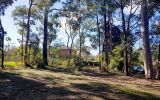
[54,45,77,58]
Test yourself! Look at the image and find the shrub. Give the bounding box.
[37,62,45,69]
[131,51,143,66]
[95,54,102,62]
[55,59,64,66]
[36,58,45,69]
[70,58,75,66]
[109,46,124,71]
[62,60,68,67]
[4,61,24,68]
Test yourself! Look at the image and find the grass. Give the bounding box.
[120,87,160,99]
[0,67,160,100]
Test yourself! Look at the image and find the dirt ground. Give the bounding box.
[0,67,160,100]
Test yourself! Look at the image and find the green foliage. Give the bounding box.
[70,58,75,67]
[37,59,45,69]
[51,58,66,67]
[12,6,27,19]
[95,54,102,62]
[0,0,16,15]
[12,6,28,33]
[62,60,68,67]
[51,57,75,68]
[109,46,124,71]
[34,50,46,68]
[131,50,143,66]
[139,50,144,66]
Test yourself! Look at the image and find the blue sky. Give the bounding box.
[1,0,28,46]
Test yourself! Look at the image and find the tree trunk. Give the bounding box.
[120,0,129,76]
[1,32,4,68]
[28,47,31,64]
[156,43,160,79]
[79,30,82,62]
[108,0,112,54]
[24,0,32,66]
[103,0,109,66]
[68,49,71,66]
[100,0,109,72]
[96,11,101,70]
[43,5,48,66]
[21,34,24,62]
[141,0,154,79]
[67,47,72,67]
[66,34,70,66]
[158,43,160,65]
[109,17,112,53]
[0,20,4,68]
[69,38,74,67]
[156,68,160,79]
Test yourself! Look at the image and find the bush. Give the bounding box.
[4,61,24,68]
[63,58,75,67]
[109,46,124,71]
[36,58,46,69]
[70,58,75,66]
[54,59,65,66]
[131,51,143,66]
[37,62,45,69]
[95,54,102,62]
[62,60,68,67]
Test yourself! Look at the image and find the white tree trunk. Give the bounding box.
[141,0,154,79]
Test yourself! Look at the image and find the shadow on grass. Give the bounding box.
[46,66,71,73]
[80,69,117,77]
[0,71,81,100]
[44,66,82,76]
[72,82,160,100]
[0,70,160,100]
[46,66,117,77]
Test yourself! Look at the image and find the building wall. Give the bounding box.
[58,49,76,58]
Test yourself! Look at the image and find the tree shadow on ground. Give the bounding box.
[80,69,117,77]
[36,67,160,94]
[0,71,81,100]
[1,69,160,100]
[45,66,71,73]
[44,66,83,76]
[46,66,117,77]
[71,82,160,100]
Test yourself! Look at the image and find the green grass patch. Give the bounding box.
[113,85,160,99]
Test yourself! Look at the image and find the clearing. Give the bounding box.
[0,67,160,100]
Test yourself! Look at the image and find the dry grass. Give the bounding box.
[0,67,160,100]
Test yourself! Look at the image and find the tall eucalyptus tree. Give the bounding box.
[118,0,140,76]
[141,0,154,79]
[12,6,28,62]
[35,0,59,66]
[24,0,37,66]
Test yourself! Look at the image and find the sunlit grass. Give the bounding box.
[1,68,160,99]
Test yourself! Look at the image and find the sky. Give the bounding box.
[1,0,27,46]
[1,0,142,56]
